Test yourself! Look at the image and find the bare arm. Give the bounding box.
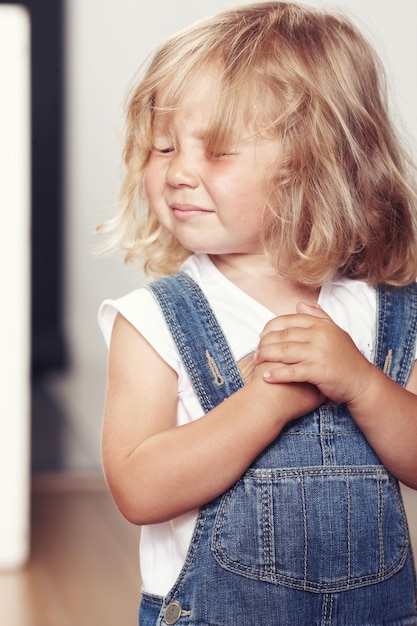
[101,313,322,525]
[255,302,417,489]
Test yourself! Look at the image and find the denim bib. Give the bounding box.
[142,273,417,625]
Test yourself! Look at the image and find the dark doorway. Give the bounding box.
[1,0,67,469]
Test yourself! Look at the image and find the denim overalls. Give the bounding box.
[141,273,417,626]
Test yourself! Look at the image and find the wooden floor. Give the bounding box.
[0,474,141,626]
[0,475,416,626]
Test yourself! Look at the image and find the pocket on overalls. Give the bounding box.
[211,465,409,593]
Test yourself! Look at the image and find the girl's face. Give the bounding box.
[144,73,281,259]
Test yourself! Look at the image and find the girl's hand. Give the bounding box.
[239,349,324,418]
[255,302,375,407]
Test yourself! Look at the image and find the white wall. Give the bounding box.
[55,0,417,470]
[0,4,31,568]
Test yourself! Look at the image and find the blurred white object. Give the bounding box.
[0,4,31,569]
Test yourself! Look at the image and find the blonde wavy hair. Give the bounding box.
[98,1,417,286]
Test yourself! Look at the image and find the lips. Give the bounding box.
[170,204,213,219]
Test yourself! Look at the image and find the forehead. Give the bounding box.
[153,65,220,112]
[151,67,276,142]
[151,70,226,140]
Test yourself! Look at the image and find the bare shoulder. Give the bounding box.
[108,312,175,383]
[102,312,178,466]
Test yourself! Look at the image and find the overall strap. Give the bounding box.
[146,272,245,413]
[375,282,417,386]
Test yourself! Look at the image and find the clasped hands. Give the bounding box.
[252,302,375,409]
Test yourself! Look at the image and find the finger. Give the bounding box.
[258,325,315,351]
[260,313,318,337]
[256,339,312,366]
[263,362,312,384]
[296,302,331,321]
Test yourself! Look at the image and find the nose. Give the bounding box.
[166,151,200,188]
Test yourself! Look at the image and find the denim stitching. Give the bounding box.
[321,593,334,624]
[205,349,225,386]
[301,471,308,590]
[147,280,213,411]
[179,273,244,392]
[185,274,243,391]
[261,480,275,577]
[378,474,384,581]
[146,273,244,413]
[211,465,409,592]
[164,504,210,601]
[346,474,351,587]
[399,284,417,386]
[376,284,417,387]
[319,407,336,466]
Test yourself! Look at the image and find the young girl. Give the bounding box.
[98,3,417,624]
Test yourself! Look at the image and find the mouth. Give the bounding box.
[170,204,213,220]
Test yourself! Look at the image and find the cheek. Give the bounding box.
[143,166,156,201]
[143,157,166,194]
[143,166,168,226]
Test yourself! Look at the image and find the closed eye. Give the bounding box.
[208,151,237,159]
[153,146,175,154]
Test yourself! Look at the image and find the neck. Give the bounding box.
[209,252,276,278]
[209,253,320,316]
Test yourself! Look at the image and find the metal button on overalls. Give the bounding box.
[164,600,182,625]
